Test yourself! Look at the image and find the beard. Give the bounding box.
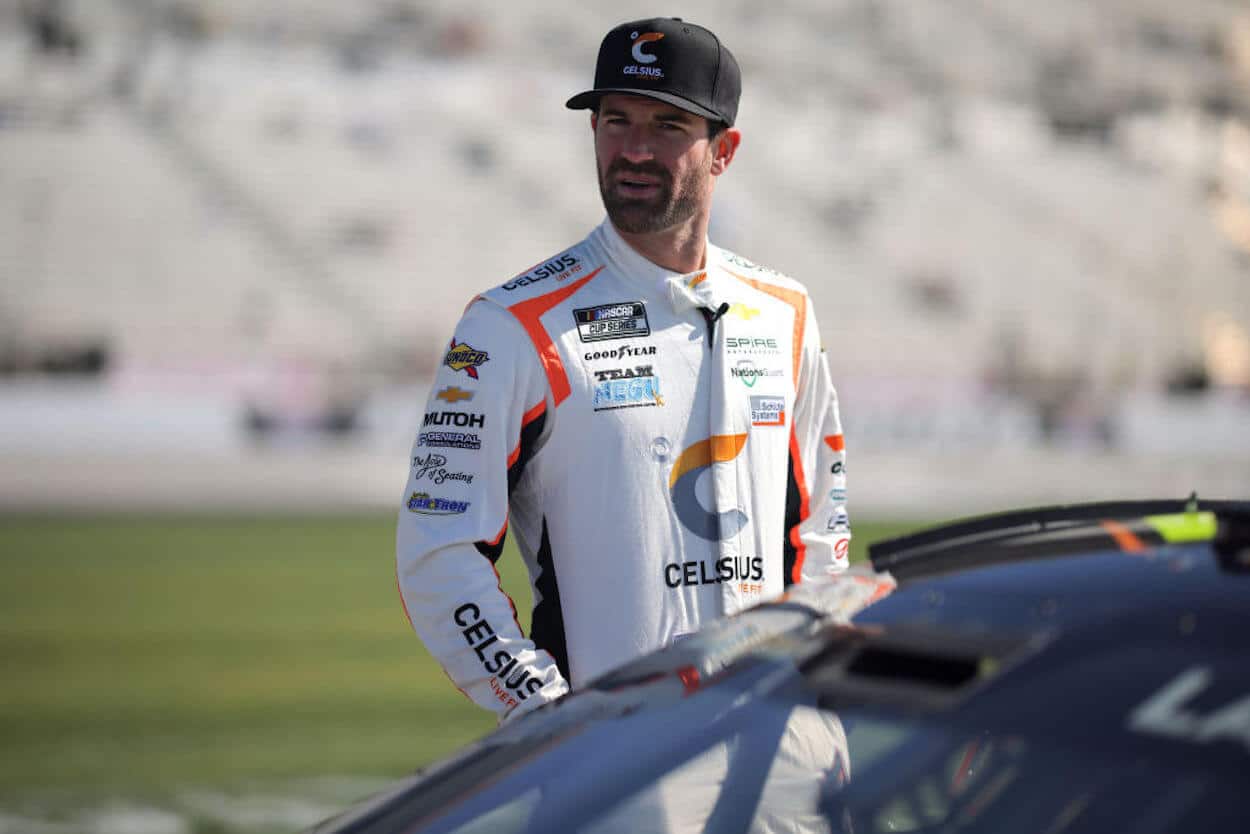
[598,158,707,234]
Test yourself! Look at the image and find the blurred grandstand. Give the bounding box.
[1,0,1248,515]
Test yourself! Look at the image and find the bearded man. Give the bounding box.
[397,17,851,723]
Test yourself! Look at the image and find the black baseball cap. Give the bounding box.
[566,18,741,126]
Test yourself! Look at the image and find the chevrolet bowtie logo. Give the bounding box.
[436,386,474,404]
[727,303,760,320]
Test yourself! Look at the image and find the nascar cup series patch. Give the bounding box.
[574,302,650,343]
[444,339,489,379]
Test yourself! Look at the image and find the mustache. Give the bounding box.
[606,160,672,184]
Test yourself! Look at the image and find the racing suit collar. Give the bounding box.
[595,220,733,315]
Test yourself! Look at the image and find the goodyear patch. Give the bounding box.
[750,395,786,426]
[574,302,650,343]
[444,339,489,379]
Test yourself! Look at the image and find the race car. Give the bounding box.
[309,498,1250,834]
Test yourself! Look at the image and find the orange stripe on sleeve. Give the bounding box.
[507,269,603,407]
[788,427,811,584]
[726,271,807,381]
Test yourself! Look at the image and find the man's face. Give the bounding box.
[593,94,718,235]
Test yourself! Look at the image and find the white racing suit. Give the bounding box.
[396,219,850,721]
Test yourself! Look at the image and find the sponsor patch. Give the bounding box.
[444,339,489,379]
[406,491,470,515]
[826,506,851,533]
[503,253,582,291]
[436,386,474,404]
[727,336,781,355]
[732,360,785,388]
[423,411,485,428]
[593,365,663,411]
[411,453,475,486]
[664,556,763,588]
[574,302,650,343]
[750,395,786,426]
[418,431,481,450]
[584,344,656,362]
[726,303,760,320]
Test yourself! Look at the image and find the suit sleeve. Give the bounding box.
[786,301,851,582]
[396,299,569,722]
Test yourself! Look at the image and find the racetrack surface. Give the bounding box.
[0,515,916,833]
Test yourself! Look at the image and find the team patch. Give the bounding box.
[593,366,664,411]
[418,431,481,450]
[750,395,786,426]
[406,491,470,515]
[443,339,489,379]
[436,386,474,404]
[574,302,650,343]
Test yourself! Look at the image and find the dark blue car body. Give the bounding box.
[311,499,1250,834]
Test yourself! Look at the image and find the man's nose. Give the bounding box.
[619,126,654,162]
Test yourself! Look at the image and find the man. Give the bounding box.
[397,17,850,722]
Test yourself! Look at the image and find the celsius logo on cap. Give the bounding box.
[631,31,663,64]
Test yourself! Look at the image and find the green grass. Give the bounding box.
[0,515,919,803]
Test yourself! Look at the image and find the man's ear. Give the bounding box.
[590,112,598,132]
[710,127,742,176]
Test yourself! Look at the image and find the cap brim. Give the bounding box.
[565,89,726,124]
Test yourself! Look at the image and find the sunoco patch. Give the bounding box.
[443,339,489,379]
[750,395,786,426]
[574,302,650,343]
